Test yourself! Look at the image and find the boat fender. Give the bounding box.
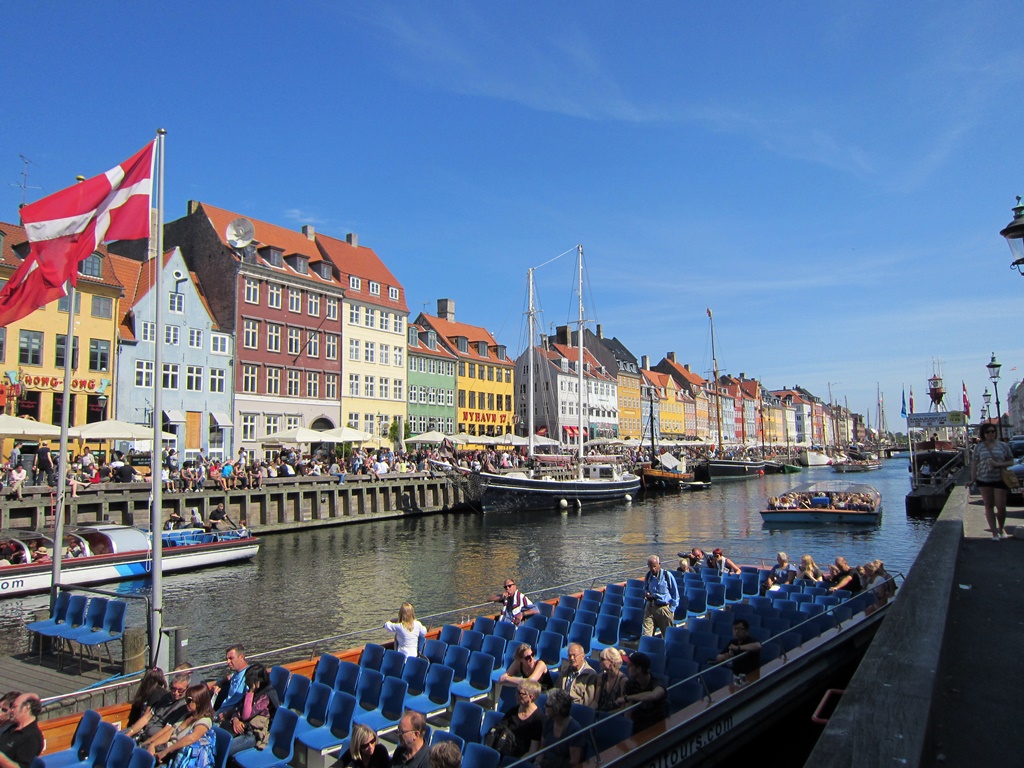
[559,499,568,509]
[624,494,633,503]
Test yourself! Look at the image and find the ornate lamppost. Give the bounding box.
[983,388,992,426]
[999,196,1024,276]
[987,354,1003,440]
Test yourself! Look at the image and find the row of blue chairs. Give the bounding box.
[26,593,128,673]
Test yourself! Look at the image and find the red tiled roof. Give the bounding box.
[420,313,513,365]
[0,220,123,291]
[547,343,615,381]
[194,203,341,288]
[659,357,706,388]
[408,323,457,360]
[315,232,408,313]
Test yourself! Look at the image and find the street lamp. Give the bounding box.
[983,387,992,426]
[987,354,1003,440]
[999,196,1024,276]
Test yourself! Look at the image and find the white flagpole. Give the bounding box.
[149,129,166,668]
[49,278,77,610]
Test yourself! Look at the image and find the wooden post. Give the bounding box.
[122,626,147,674]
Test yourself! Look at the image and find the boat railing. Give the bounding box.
[911,451,965,490]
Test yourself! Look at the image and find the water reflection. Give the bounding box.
[0,461,930,663]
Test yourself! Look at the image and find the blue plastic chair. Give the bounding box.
[401,655,430,696]
[459,629,485,653]
[685,588,708,617]
[462,743,501,768]
[295,691,356,757]
[472,616,496,636]
[443,644,471,681]
[565,622,593,656]
[403,663,454,716]
[739,572,761,598]
[574,609,598,628]
[210,726,232,768]
[705,584,727,610]
[451,651,495,701]
[722,576,744,602]
[598,600,622,618]
[351,668,384,720]
[380,649,406,679]
[269,666,290,701]
[422,638,448,667]
[26,591,71,653]
[282,673,311,714]
[536,630,564,666]
[536,602,555,619]
[558,595,580,611]
[481,634,506,670]
[41,709,102,768]
[700,665,733,693]
[353,676,407,732]
[578,599,602,615]
[589,612,622,654]
[333,661,360,696]
[668,680,703,711]
[523,614,548,632]
[60,720,116,768]
[295,681,333,735]
[450,700,485,745]
[359,643,385,671]
[552,606,576,623]
[105,733,136,768]
[492,621,515,644]
[619,606,644,642]
[626,578,645,592]
[439,624,463,646]
[125,748,155,768]
[583,589,604,605]
[546,617,571,639]
[234,707,298,768]
[429,730,465,752]
[75,600,128,673]
[312,654,340,687]
[513,625,540,649]
[593,714,633,753]
[604,583,625,598]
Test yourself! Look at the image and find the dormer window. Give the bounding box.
[495,345,506,360]
[349,276,361,291]
[456,337,468,354]
[260,247,283,268]
[313,261,332,280]
[408,327,418,347]
[561,358,569,372]
[388,286,399,301]
[369,281,380,296]
[286,255,308,274]
[79,253,103,278]
[427,330,437,350]
[584,363,591,373]
[476,341,488,357]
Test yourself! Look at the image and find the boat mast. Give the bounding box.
[709,308,723,453]
[527,267,535,459]
[576,245,585,479]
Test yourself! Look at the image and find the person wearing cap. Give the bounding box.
[621,652,667,735]
[708,548,741,575]
[762,552,797,594]
[31,546,51,564]
[642,555,679,638]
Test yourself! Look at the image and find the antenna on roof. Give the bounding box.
[9,154,42,208]
[225,217,255,249]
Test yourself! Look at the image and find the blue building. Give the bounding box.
[110,247,234,462]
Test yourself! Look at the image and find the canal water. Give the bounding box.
[0,459,931,666]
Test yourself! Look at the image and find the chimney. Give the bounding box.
[667,351,677,363]
[739,372,746,380]
[437,298,456,322]
[188,200,200,214]
[684,364,690,371]
[302,225,315,240]
[641,355,650,370]
[556,325,570,346]
[596,323,604,339]
[346,233,358,247]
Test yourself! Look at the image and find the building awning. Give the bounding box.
[165,410,186,423]
[210,412,234,427]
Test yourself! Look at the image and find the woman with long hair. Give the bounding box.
[498,643,552,688]
[796,554,823,582]
[142,684,215,768]
[339,723,390,767]
[223,663,280,755]
[383,602,427,658]
[971,423,1015,540]
[129,668,168,726]
[596,647,628,712]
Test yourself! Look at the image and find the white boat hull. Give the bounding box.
[798,450,831,467]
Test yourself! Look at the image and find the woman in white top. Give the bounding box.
[384,602,427,657]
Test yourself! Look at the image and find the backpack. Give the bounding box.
[484,721,518,756]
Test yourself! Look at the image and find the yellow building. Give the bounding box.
[0,223,122,442]
[416,299,514,438]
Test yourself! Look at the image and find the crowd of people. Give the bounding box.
[766,490,878,511]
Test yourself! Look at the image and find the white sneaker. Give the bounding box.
[1001,531,1011,539]
[993,535,1001,541]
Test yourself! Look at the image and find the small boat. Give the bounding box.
[0,524,260,598]
[832,459,883,473]
[761,480,882,524]
[798,448,832,467]
[695,457,766,482]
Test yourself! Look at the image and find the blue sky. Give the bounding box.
[3,2,1023,429]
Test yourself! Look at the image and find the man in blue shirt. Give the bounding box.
[642,555,679,638]
[215,644,249,719]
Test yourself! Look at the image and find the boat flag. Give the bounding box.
[909,386,915,414]
[0,141,155,328]
[962,381,971,418]
[901,389,907,418]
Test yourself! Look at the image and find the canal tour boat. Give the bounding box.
[832,459,883,473]
[761,481,883,525]
[0,524,259,598]
[35,559,895,768]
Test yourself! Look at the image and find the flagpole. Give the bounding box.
[149,129,166,669]
[49,279,77,610]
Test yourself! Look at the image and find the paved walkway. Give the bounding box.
[923,493,1024,766]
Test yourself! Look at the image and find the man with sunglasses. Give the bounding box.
[489,578,536,625]
[0,693,43,768]
[125,674,191,743]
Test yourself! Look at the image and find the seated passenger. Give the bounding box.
[339,723,390,768]
[827,557,863,594]
[141,684,215,768]
[126,672,190,744]
[493,679,543,760]
[677,547,705,571]
[621,652,667,734]
[32,546,52,564]
[715,619,762,685]
[707,547,741,575]
[762,551,796,593]
[555,643,598,707]
[7,465,27,500]
[498,643,551,688]
[535,689,583,768]
[64,538,87,558]
[596,647,628,712]
[796,554,824,582]
[220,663,279,755]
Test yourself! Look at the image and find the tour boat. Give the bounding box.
[0,524,259,598]
[832,459,883,473]
[760,480,882,524]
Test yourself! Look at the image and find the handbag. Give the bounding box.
[1001,468,1021,490]
[484,721,518,756]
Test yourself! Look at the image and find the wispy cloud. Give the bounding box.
[282,208,328,226]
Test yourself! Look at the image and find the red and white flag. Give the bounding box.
[0,141,155,328]
[962,381,971,418]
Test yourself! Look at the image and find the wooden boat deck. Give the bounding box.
[0,650,122,699]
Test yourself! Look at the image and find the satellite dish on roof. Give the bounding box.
[225,218,255,249]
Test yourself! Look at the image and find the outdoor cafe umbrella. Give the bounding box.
[262,426,333,444]
[0,414,62,438]
[319,425,374,443]
[68,419,175,441]
[406,430,462,444]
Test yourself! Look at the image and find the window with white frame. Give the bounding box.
[308,294,320,316]
[288,289,302,313]
[268,284,282,309]
[244,279,260,304]
[380,378,390,399]
[349,374,360,396]
[364,341,375,363]
[189,328,203,348]
[285,415,299,431]
[306,372,320,398]
[380,344,390,365]
[409,385,417,403]
[162,363,180,389]
[381,312,391,332]
[364,376,375,398]
[307,332,320,358]
[419,387,427,404]
[349,304,360,324]
[349,338,360,361]
[326,297,338,320]
[242,365,259,393]
[267,323,281,353]
[210,368,226,393]
[135,360,154,387]
[394,347,403,367]
[241,414,257,441]
[369,281,380,296]
[265,415,279,435]
[211,334,229,354]
[388,286,399,301]
[266,367,280,395]
[446,389,453,406]
[142,322,156,342]
[429,387,437,405]
[287,370,301,397]
[325,373,338,399]
[364,308,376,328]
[287,328,301,355]
[169,293,184,314]
[394,379,403,401]
[348,413,359,428]
[325,334,338,360]
[349,276,361,291]
[165,325,179,346]
[186,366,203,391]
[429,359,436,374]
[243,320,259,349]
